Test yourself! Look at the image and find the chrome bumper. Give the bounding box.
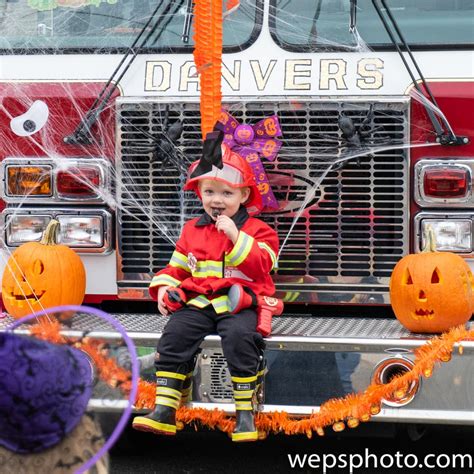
[2,313,473,424]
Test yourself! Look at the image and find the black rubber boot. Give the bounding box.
[132,370,186,435]
[180,368,194,406]
[256,355,266,404]
[231,375,258,442]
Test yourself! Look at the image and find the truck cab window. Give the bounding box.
[0,0,262,52]
[270,0,474,51]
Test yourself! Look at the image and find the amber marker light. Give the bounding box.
[6,165,52,196]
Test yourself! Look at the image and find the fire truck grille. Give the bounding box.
[117,99,409,294]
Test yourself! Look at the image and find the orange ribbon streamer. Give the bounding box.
[193,0,223,139]
[28,319,473,437]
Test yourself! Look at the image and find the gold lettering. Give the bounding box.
[357,58,384,90]
[222,61,241,91]
[284,59,312,90]
[250,60,277,91]
[144,61,171,92]
[319,59,348,90]
[179,61,200,92]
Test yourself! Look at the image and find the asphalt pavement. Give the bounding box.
[110,422,473,473]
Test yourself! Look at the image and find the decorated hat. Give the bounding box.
[0,332,93,454]
[184,133,263,215]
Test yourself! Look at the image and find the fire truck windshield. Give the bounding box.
[0,0,261,52]
[271,0,474,50]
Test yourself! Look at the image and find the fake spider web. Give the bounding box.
[0,0,469,315]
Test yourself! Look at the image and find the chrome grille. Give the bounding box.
[116,98,409,294]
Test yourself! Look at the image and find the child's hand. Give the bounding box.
[157,285,170,316]
[215,215,239,243]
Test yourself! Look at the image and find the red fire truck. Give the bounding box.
[0,0,473,428]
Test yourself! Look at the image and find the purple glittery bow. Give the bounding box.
[215,111,282,210]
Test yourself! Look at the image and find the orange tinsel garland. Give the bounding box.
[193,0,223,139]
[27,319,473,437]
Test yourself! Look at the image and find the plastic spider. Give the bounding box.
[338,104,392,148]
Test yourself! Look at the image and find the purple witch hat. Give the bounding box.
[0,332,93,454]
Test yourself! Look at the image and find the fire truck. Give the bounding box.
[0,0,473,429]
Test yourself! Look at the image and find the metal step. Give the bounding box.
[2,312,473,351]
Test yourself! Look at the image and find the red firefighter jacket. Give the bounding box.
[149,207,279,314]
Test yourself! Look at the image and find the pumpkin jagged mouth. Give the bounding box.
[5,290,45,303]
[412,309,435,320]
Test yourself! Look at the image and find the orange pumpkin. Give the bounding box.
[1,219,86,319]
[390,227,474,333]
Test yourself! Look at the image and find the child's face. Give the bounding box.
[199,179,250,220]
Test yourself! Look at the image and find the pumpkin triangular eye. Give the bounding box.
[403,268,413,285]
[431,267,441,284]
[32,259,44,275]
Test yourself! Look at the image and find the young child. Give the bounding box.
[132,143,279,442]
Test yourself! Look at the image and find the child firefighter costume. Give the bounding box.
[132,133,280,442]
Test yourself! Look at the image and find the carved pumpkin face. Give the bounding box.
[390,251,474,333]
[1,221,86,319]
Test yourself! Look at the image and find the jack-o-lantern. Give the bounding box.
[1,219,86,319]
[390,227,474,333]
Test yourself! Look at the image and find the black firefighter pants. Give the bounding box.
[156,306,264,377]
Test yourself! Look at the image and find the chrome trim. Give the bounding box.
[414,211,474,255]
[3,314,472,351]
[117,284,392,303]
[118,287,148,300]
[371,357,420,407]
[116,96,410,303]
[0,157,111,204]
[415,159,474,207]
[1,208,113,254]
[88,399,130,412]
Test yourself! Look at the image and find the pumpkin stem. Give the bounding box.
[40,219,60,245]
[421,225,437,253]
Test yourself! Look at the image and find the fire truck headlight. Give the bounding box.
[4,211,111,253]
[6,215,51,245]
[57,216,103,247]
[421,219,472,252]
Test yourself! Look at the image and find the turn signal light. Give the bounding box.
[56,167,101,197]
[423,168,468,198]
[7,165,52,196]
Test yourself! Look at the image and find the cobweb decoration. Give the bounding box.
[0,0,467,301]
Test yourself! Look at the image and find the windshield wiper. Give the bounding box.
[369,0,468,146]
[65,0,184,146]
[181,0,194,43]
[349,0,357,33]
